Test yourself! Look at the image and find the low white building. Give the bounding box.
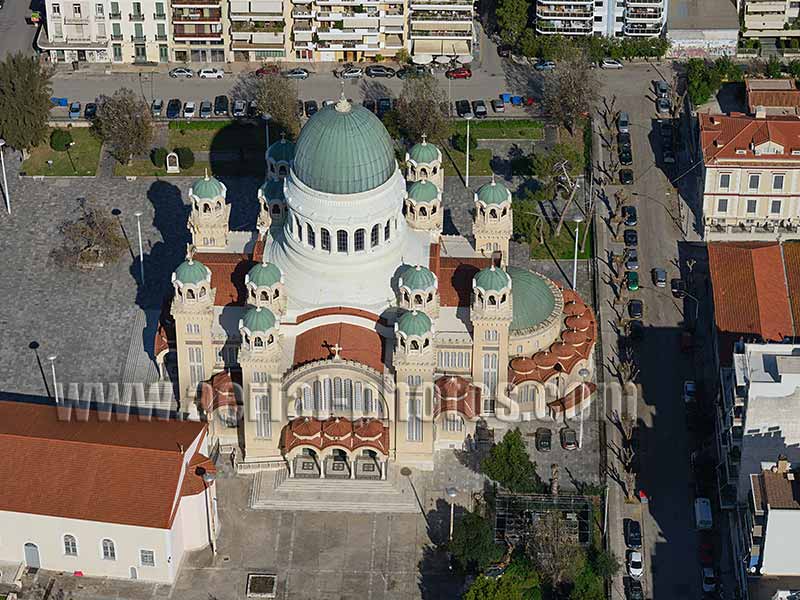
[0,400,217,583]
[666,0,738,58]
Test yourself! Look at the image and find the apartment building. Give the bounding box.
[700,113,800,240]
[408,0,472,60]
[534,0,665,38]
[229,0,287,61]
[40,0,172,63]
[743,0,800,40]
[171,0,231,63]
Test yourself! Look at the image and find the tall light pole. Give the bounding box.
[0,138,10,214]
[202,470,217,556]
[578,367,590,448]
[572,215,585,290]
[446,486,458,541]
[133,211,144,285]
[262,113,272,159]
[464,114,473,188]
[48,355,59,404]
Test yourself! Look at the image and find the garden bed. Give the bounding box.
[167,120,273,153]
[528,221,594,260]
[442,146,493,177]
[21,127,102,176]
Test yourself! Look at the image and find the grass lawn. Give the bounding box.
[528,221,594,260]
[114,156,265,178]
[442,146,493,177]
[167,120,272,153]
[450,118,545,141]
[21,127,102,176]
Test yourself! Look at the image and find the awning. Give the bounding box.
[457,54,473,64]
[442,40,470,56]
[435,55,452,64]
[413,54,434,65]
[413,39,443,55]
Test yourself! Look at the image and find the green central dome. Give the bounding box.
[292,100,396,195]
[242,306,276,333]
[174,259,210,285]
[397,310,432,336]
[248,261,282,287]
[508,267,557,332]
[401,264,437,290]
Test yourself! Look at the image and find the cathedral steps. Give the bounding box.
[250,470,421,514]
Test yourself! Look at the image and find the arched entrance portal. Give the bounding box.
[24,543,40,569]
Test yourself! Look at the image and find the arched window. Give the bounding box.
[410,340,419,350]
[371,224,380,247]
[354,228,365,251]
[433,166,438,175]
[431,205,437,214]
[502,207,508,216]
[423,338,430,348]
[278,165,287,177]
[420,167,428,177]
[419,206,427,216]
[414,294,423,305]
[215,201,221,210]
[64,534,78,556]
[384,220,391,241]
[102,539,116,561]
[337,229,348,253]
[268,335,274,344]
[273,288,280,298]
[403,291,410,302]
[427,292,433,302]
[321,228,331,251]
[490,209,497,219]
[295,216,303,241]
[409,205,415,215]
[186,289,195,300]
[307,224,315,248]
[199,287,206,297]
[260,291,269,302]
[488,295,497,306]
[203,204,211,213]
[254,337,264,348]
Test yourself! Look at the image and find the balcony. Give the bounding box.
[109,11,121,18]
[173,9,223,21]
[411,10,472,21]
[171,0,220,6]
[154,11,167,18]
[173,26,223,38]
[626,8,662,21]
[292,7,314,16]
[232,31,285,45]
[131,34,147,41]
[623,23,661,35]
[537,0,592,4]
[536,20,592,34]
[536,7,592,19]
[626,0,661,4]
[317,40,379,50]
[64,15,90,24]
[409,28,471,37]
[111,33,123,40]
[129,12,145,20]
[231,20,284,31]
[155,33,168,40]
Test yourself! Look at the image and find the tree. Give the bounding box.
[463,553,542,600]
[569,562,605,600]
[789,60,800,79]
[541,54,598,132]
[252,71,302,140]
[527,512,583,586]
[50,129,73,152]
[496,0,529,45]
[94,88,153,164]
[151,146,168,168]
[518,29,539,59]
[767,55,783,78]
[175,146,195,169]
[0,52,53,151]
[450,511,504,573]
[481,428,545,494]
[51,198,128,270]
[395,48,410,64]
[395,74,448,142]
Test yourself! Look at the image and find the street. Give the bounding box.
[0,0,40,57]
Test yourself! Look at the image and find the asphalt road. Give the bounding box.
[0,0,39,57]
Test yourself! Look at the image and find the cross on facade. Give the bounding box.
[331,343,343,359]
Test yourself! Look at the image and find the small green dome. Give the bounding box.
[397,310,432,336]
[474,265,510,292]
[242,306,276,333]
[401,264,437,291]
[293,99,396,195]
[248,261,282,287]
[508,267,557,332]
[476,179,511,205]
[407,180,439,203]
[268,137,295,163]
[191,172,225,199]
[260,178,285,201]
[174,259,210,285]
[408,139,440,164]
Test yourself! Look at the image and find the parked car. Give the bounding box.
[339,67,363,80]
[455,99,473,118]
[284,67,310,80]
[169,67,193,78]
[396,65,428,79]
[624,578,645,600]
[626,271,640,291]
[304,100,318,117]
[656,96,671,115]
[198,67,224,79]
[232,99,247,118]
[617,111,630,133]
[683,380,697,403]
[600,58,624,69]
[84,102,98,119]
[627,551,644,579]
[624,519,642,548]
[491,98,505,113]
[659,119,673,141]
[497,44,511,57]
[652,268,667,287]
[624,229,638,247]
[150,98,163,117]
[627,319,644,340]
[535,427,552,452]
[446,67,472,79]
[628,299,644,319]
[255,64,280,77]
[619,147,633,166]
[248,99,259,118]
[199,100,213,119]
[472,99,488,118]
[183,101,196,118]
[701,567,717,593]
[362,98,377,113]
[68,102,81,119]
[695,497,713,529]
[166,98,182,119]
[698,533,714,566]
[365,65,395,78]
[534,60,555,71]
[663,146,676,164]
[213,95,229,117]
[622,206,638,227]
[377,97,392,117]
[656,79,670,97]
[560,427,578,450]
[671,278,686,298]
[617,131,631,150]
[625,249,639,271]
[620,168,634,185]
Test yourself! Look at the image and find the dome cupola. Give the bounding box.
[405,134,443,188]
[239,306,279,352]
[190,170,226,201]
[473,175,513,263]
[405,180,442,232]
[395,309,434,355]
[398,264,439,316]
[188,170,230,251]
[246,259,286,314]
[257,178,287,233]
[472,265,512,315]
[172,257,213,304]
[267,134,295,179]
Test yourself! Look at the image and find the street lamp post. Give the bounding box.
[446,486,458,541]
[48,355,59,403]
[572,215,585,290]
[0,138,10,214]
[201,470,217,556]
[133,211,144,285]
[262,113,272,157]
[578,367,590,448]
[464,114,473,188]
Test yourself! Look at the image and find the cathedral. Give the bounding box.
[154,96,597,479]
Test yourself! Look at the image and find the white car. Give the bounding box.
[627,551,644,579]
[683,380,696,403]
[339,67,363,80]
[701,567,716,593]
[198,68,224,79]
[168,67,193,78]
[183,101,196,118]
[600,58,624,69]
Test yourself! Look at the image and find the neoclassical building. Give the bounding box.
[155,97,597,478]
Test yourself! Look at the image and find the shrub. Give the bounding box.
[374,53,384,62]
[50,128,73,151]
[451,132,477,158]
[767,55,783,79]
[174,146,195,169]
[151,146,168,167]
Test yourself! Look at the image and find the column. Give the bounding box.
[287,457,294,478]
[380,459,387,481]
[350,458,356,479]
[318,454,325,479]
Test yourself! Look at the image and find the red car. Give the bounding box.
[445,67,472,80]
[255,64,280,77]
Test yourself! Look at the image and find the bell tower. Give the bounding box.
[187,171,230,251]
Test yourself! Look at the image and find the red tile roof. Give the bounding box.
[708,242,794,345]
[282,417,389,455]
[434,376,480,420]
[699,113,800,165]
[781,242,800,331]
[428,242,492,307]
[292,323,385,373]
[746,79,800,113]
[193,251,256,307]
[0,400,207,529]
